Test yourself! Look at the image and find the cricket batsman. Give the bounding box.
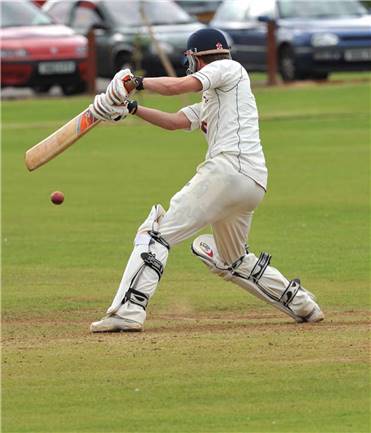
[89,28,324,333]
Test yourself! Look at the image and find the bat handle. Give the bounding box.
[122,75,137,94]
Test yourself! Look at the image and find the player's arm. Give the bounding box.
[105,70,202,104]
[132,103,191,130]
[141,76,202,95]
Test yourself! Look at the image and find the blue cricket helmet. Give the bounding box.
[184,28,231,74]
[186,28,230,56]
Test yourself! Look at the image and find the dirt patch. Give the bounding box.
[2,308,369,347]
[145,309,370,335]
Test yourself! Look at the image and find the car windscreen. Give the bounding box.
[212,0,249,22]
[105,0,194,26]
[278,0,367,19]
[0,0,53,28]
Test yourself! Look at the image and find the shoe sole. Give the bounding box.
[90,326,143,333]
[303,307,325,323]
[90,321,143,333]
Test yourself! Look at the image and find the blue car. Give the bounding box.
[211,0,371,81]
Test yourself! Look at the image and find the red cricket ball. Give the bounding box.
[50,191,64,205]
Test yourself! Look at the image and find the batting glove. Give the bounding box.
[89,93,129,122]
[105,68,136,105]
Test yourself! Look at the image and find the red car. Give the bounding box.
[1,0,88,95]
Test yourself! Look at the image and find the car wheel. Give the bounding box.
[33,84,52,94]
[61,82,86,96]
[279,45,303,82]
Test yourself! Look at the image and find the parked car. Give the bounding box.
[43,0,205,78]
[175,1,222,23]
[0,0,88,95]
[211,0,371,81]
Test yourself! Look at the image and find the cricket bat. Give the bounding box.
[25,108,100,171]
[25,74,136,171]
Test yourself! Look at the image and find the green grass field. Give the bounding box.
[2,79,370,433]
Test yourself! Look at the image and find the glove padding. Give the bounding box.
[106,68,138,105]
[89,93,128,122]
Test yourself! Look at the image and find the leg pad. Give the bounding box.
[192,234,323,323]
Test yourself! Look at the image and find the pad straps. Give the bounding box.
[123,288,149,310]
[280,278,301,307]
[141,252,164,280]
[231,252,272,284]
[148,230,170,250]
[249,252,272,283]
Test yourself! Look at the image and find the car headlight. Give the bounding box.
[75,46,87,56]
[311,33,339,47]
[0,48,29,58]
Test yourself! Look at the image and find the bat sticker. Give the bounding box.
[76,109,98,135]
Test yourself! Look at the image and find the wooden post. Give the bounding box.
[139,2,177,78]
[87,28,97,94]
[139,1,188,104]
[267,20,278,86]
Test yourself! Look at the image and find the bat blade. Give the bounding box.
[25,108,100,171]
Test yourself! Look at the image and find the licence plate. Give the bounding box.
[38,61,76,75]
[344,48,371,62]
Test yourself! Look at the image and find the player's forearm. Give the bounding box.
[143,76,201,95]
[135,106,181,130]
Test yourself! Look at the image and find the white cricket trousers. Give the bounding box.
[111,153,322,325]
[159,153,265,263]
[110,154,266,325]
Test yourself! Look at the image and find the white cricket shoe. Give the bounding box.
[288,279,325,323]
[302,304,325,323]
[90,315,143,333]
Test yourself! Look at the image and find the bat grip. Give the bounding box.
[123,76,143,93]
[123,76,136,93]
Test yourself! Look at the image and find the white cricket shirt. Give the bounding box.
[181,59,268,190]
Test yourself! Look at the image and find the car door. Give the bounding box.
[69,1,112,77]
[212,0,275,71]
